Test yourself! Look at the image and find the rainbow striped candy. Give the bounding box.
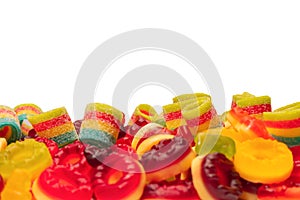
[28,107,78,147]
[0,105,22,143]
[79,103,124,147]
[163,94,218,134]
[14,104,42,136]
[128,104,158,125]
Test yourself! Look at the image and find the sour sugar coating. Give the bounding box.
[79,103,124,148]
[231,92,271,115]
[14,103,42,136]
[28,107,78,147]
[263,102,300,146]
[0,105,22,144]
[163,93,218,133]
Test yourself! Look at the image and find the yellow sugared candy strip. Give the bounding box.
[1,169,32,200]
[234,138,293,184]
[0,137,7,151]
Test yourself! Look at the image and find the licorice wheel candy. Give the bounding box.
[128,104,158,125]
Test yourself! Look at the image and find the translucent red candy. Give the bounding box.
[35,165,93,200]
[0,174,4,193]
[53,141,93,178]
[257,146,300,199]
[142,179,199,199]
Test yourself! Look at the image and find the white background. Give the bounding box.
[1,1,300,120]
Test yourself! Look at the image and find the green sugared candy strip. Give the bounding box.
[263,102,300,121]
[194,131,236,159]
[173,93,211,103]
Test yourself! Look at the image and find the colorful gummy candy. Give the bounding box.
[28,107,78,147]
[2,93,300,199]
[79,103,124,147]
[0,105,21,143]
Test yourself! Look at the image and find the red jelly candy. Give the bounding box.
[32,165,93,200]
[0,174,4,193]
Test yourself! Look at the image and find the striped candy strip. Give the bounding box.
[79,103,124,147]
[128,104,158,125]
[28,107,78,147]
[263,102,300,146]
[231,92,271,115]
[163,94,218,133]
[14,104,42,136]
[0,105,22,144]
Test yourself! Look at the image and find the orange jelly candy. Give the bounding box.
[234,138,293,184]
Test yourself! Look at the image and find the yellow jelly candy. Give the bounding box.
[0,137,7,151]
[1,169,32,200]
[234,138,293,184]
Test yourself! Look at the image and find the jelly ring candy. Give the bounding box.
[131,123,174,155]
[234,138,293,184]
[231,92,271,115]
[0,105,22,143]
[0,169,32,200]
[263,102,300,146]
[191,153,242,200]
[140,137,196,182]
[80,103,124,147]
[32,165,93,200]
[128,104,158,125]
[28,107,78,147]
[93,154,146,200]
[142,179,199,199]
[0,139,52,181]
[14,103,42,136]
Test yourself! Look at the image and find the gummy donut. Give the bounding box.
[131,123,174,155]
[93,154,146,200]
[0,105,22,143]
[141,179,199,199]
[0,139,52,181]
[140,137,196,182]
[14,103,42,136]
[191,153,242,200]
[79,103,124,147]
[28,107,78,147]
[263,102,300,146]
[234,138,293,184]
[231,92,271,115]
[32,165,93,200]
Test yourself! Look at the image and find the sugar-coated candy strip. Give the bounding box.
[263,102,300,146]
[28,107,78,147]
[231,92,271,114]
[80,103,124,147]
[128,104,158,125]
[14,103,42,136]
[0,105,22,143]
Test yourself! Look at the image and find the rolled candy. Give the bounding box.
[128,104,158,125]
[14,103,42,136]
[79,103,124,148]
[28,107,78,147]
[263,102,300,146]
[0,105,22,143]
[163,94,218,134]
[231,92,271,115]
